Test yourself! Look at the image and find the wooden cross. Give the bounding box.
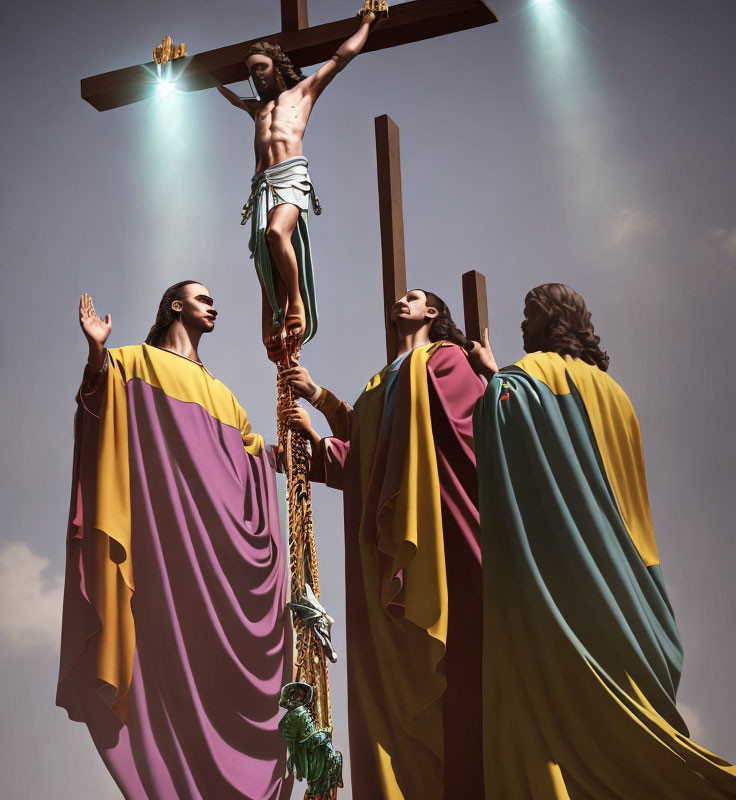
[374,114,489,361]
[462,269,488,342]
[81,0,497,111]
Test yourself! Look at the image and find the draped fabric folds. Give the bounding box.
[311,342,486,799]
[474,351,736,799]
[57,344,292,800]
[245,155,319,343]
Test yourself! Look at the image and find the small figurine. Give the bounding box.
[288,584,338,663]
[359,0,389,19]
[217,11,381,361]
[152,36,187,79]
[278,683,343,800]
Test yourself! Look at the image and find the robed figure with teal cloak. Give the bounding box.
[473,283,736,799]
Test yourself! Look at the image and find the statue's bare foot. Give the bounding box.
[264,331,287,364]
[284,307,306,352]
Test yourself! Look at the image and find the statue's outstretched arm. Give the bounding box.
[79,292,111,374]
[303,10,377,101]
[216,86,257,119]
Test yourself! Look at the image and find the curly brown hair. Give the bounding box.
[245,42,306,89]
[525,283,609,371]
[420,290,472,352]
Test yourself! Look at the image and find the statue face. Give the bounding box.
[521,299,546,353]
[390,290,438,326]
[171,283,217,335]
[246,54,280,97]
[279,682,312,709]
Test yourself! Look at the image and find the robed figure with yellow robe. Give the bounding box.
[299,321,486,799]
[473,284,736,799]
[58,287,293,800]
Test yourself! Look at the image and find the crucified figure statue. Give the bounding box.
[217,6,381,361]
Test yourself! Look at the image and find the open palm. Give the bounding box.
[79,293,111,346]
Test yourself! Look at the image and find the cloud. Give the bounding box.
[0,543,63,651]
[678,702,705,742]
[610,208,658,245]
[712,227,736,261]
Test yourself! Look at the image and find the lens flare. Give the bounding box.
[156,79,176,98]
[138,63,210,280]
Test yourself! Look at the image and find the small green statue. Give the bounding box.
[278,683,343,800]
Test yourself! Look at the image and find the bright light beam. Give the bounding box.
[137,64,212,278]
[156,79,176,99]
[525,0,624,227]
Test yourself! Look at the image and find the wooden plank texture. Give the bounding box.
[281,0,309,32]
[82,0,497,111]
[375,114,407,362]
[462,269,488,342]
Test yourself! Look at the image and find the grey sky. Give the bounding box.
[1,0,735,797]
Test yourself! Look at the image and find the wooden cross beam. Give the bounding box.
[374,115,489,360]
[281,0,309,33]
[81,0,497,111]
[462,269,489,342]
[375,114,407,363]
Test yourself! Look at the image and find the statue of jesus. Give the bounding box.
[217,7,379,360]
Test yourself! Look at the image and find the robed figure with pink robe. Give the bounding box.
[57,342,292,800]
[297,337,486,799]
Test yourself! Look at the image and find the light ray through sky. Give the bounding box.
[138,68,212,280]
[524,0,630,234]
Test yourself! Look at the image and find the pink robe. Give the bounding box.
[311,343,486,799]
[57,345,292,800]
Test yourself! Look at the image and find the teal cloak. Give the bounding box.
[474,352,736,799]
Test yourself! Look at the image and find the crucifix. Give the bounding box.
[81,3,496,798]
[375,113,489,360]
[81,0,497,111]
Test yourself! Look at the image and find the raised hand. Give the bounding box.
[282,365,319,401]
[467,327,499,380]
[79,293,111,347]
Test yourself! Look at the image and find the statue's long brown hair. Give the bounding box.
[145,280,201,346]
[526,283,609,371]
[420,290,472,351]
[245,42,306,89]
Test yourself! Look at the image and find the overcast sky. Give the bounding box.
[1,0,735,797]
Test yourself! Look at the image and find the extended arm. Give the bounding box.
[283,366,353,440]
[302,11,376,101]
[287,405,350,490]
[79,293,111,376]
[77,293,112,414]
[216,86,258,119]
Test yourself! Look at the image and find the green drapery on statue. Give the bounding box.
[474,352,736,799]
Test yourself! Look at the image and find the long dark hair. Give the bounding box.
[419,289,472,351]
[526,283,609,371]
[145,280,201,346]
[245,42,305,89]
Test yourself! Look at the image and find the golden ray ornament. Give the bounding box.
[152,36,187,80]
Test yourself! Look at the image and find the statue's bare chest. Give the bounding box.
[256,97,305,133]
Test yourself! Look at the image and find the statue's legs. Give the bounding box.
[262,275,288,363]
[266,203,305,346]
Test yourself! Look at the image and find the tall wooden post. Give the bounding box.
[462,269,489,342]
[280,0,309,32]
[375,114,407,362]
